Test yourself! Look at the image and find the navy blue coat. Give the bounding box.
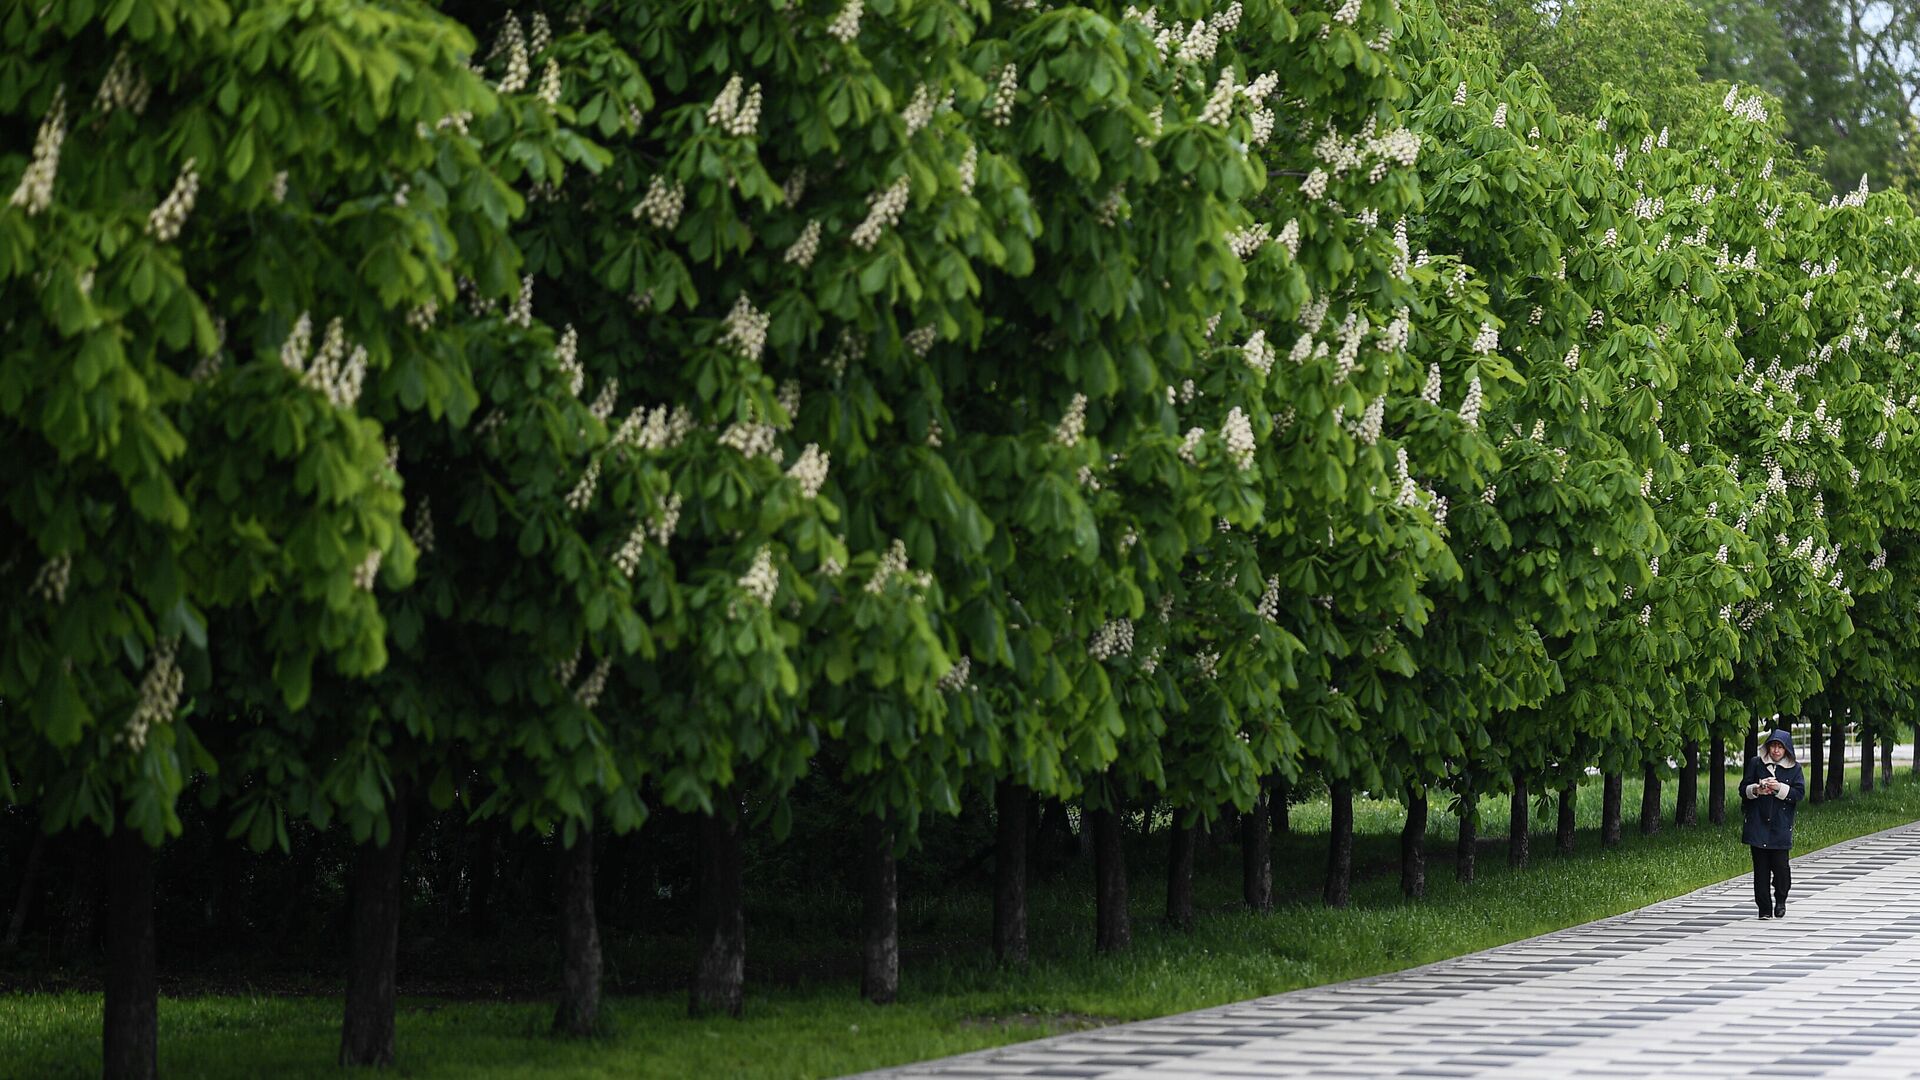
[1741,730,1804,850]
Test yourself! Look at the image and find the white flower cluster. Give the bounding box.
[937,655,972,693]
[538,61,563,108]
[1638,604,1652,627]
[1471,322,1499,355]
[1223,407,1256,470]
[867,538,929,594]
[786,443,831,497]
[1302,167,1329,201]
[738,546,779,607]
[30,553,72,604]
[1421,363,1442,405]
[1243,329,1275,375]
[1200,70,1239,126]
[785,219,823,267]
[95,50,151,115]
[1870,549,1887,571]
[1722,86,1770,123]
[554,324,584,396]
[406,301,438,332]
[718,420,780,460]
[719,293,770,360]
[1055,393,1089,447]
[282,316,368,408]
[573,656,612,709]
[613,520,648,577]
[901,83,940,136]
[120,637,184,753]
[1095,185,1125,226]
[589,377,618,422]
[1347,395,1384,444]
[851,175,911,250]
[354,547,384,592]
[987,64,1019,126]
[1563,344,1581,371]
[1089,618,1134,660]
[145,158,201,242]
[958,142,978,195]
[1452,81,1468,107]
[1458,376,1483,428]
[633,176,686,230]
[650,492,684,547]
[1227,223,1270,259]
[1481,482,1497,505]
[706,75,763,137]
[905,324,937,358]
[827,0,863,42]
[1649,554,1660,578]
[507,274,534,328]
[1640,468,1654,498]
[565,458,601,512]
[1255,574,1282,622]
[1333,0,1361,23]
[410,496,436,555]
[1491,103,1508,129]
[529,11,552,53]
[1178,426,1205,464]
[1277,218,1301,257]
[1195,649,1220,679]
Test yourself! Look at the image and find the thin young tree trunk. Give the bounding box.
[1324,780,1353,907]
[1601,772,1623,848]
[860,814,898,1005]
[103,825,156,1080]
[1164,818,1194,930]
[1241,791,1272,913]
[1455,783,1478,883]
[1400,788,1427,899]
[1639,763,1662,837]
[1089,806,1130,952]
[1677,740,1699,826]
[1828,714,1847,800]
[1881,736,1893,787]
[1270,777,1290,837]
[1507,773,1529,868]
[690,810,745,1017]
[1556,782,1577,856]
[1743,723,1758,766]
[552,830,602,1036]
[4,830,46,951]
[992,780,1028,965]
[1862,729,1876,793]
[1709,734,1728,825]
[341,794,409,1067]
[1912,721,1919,778]
[1810,716,1824,804]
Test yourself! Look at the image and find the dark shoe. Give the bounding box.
[1759,910,1772,920]
[1775,901,1787,918]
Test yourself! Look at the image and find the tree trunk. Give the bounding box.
[860,814,898,1005]
[1639,763,1662,836]
[1507,773,1529,868]
[1556,782,1577,856]
[1270,777,1290,837]
[103,825,156,1080]
[1709,734,1727,825]
[4,830,46,951]
[1601,772,1623,848]
[1742,723,1758,766]
[1828,714,1846,800]
[1324,780,1353,907]
[1455,785,1477,884]
[1862,729,1876,793]
[690,809,745,1017]
[552,830,602,1037]
[1400,788,1427,899]
[1809,716,1824,805]
[992,779,1028,965]
[1676,740,1699,826]
[341,794,409,1067]
[1241,791,1272,913]
[1089,806,1130,952]
[1881,735,1893,787]
[1164,819,1194,930]
[1912,722,1919,778]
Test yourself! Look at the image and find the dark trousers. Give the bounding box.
[1752,846,1790,911]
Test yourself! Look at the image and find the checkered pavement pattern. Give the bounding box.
[854,823,1920,1079]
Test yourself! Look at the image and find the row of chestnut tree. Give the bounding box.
[7,0,1920,1075]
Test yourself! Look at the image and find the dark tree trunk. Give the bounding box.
[860,814,898,1005]
[1881,735,1893,787]
[4,830,46,951]
[992,780,1028,965]
[1556,782,1577,856]
[1639,763,1662,836]
[1400,788,1427,899]
[1828,715,1846,800]
[1809,716,1824,804]
[1507,773,1529,868]
[1455,785,1477,884]
[1324,780,1353,907]
[1912,722,1919,778]
[1862,729,1876,793]
[1270,777,1290,837]
[1241,791,1272,913]
[1164,819,1195,930]
[1089,806,1130,952]
[1033,798,1077,876]
[1601,772,1623,848]
[1677,740,1699,826]
[1709,734,1727,824]
[552,831,602,1037]
[103,825,156,1080]
[341,794,409,1067]
[1743,723,1758,766]
[467,823,497,940]
[690,809,745,1018]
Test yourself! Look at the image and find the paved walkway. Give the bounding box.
[862,823,1920,1079]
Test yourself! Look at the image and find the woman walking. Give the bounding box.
[1742,729,1804,919]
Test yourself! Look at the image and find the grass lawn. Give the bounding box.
[5,765,1917,1079]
